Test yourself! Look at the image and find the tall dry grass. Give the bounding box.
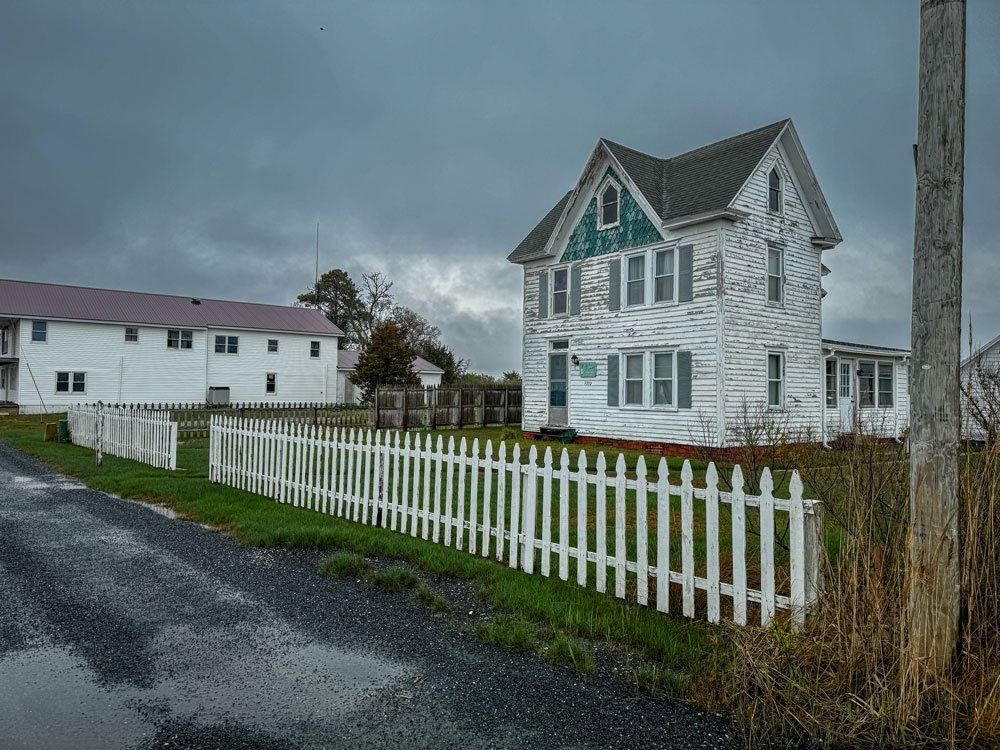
[713,427,1000,748]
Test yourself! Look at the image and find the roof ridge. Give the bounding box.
[0,277,315,312]
[664,119,790,164]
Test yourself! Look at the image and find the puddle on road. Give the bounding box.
[0,627,407,748]
[120,496,179,520]
[0,647,147,750]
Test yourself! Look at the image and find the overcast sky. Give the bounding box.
[1,1,997,374]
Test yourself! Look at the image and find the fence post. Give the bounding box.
[457,387,464,429]
[480,386,486,427]
[402,387,409,431]
[375,387,381,430]
[95,400,104,467]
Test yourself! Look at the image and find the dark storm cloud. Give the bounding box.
[1,0,998,374]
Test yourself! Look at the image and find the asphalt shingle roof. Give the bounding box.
[508,120,790,263]
[337,349,444,374]
[0,278,343,336]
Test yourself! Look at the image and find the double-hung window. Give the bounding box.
[1,326,9,355]
[767,352,785,408]
[767,243,784,305]
[266,373,276,394]
[56,371,86,394]
[267,339,279,353]
[858,361,876,407]
[167,329,193,350]
[877,362,894,407]
[31,321,47,342]
[214,335,238,354]
[623,353,644,406]
[310,341,321,358]
[625,255,645,307]
[125,327,139,343]
[654,248,675,303]
[551,267,569,316]
[768,166,782,214]
[652,352,674,406]
[825,360,837,408]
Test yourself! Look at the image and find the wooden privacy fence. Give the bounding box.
[209,416,823,627]
[376,386,522,430]
[107,402,373,439]
[68,404,178,470]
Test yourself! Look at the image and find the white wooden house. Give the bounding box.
[0,279,343,413]
[961,333,1000,442]
[335,350,445,404]
[507,119,910,448]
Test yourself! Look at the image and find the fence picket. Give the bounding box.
[444,436,456,547]
[788,471,806,629]
[705,463,721,624]
[540,447,553,578]
[558,449,570,582]
[614,453,627,600]
[759,468,777,627]
[681,460,695,618]
[731,465,748,626]
[595,453,608,594]
[635,456,649,606]
[455,436,467,550]
[507,444,521,569]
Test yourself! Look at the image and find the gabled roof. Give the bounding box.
[962,333,1000,369]
[508,119,841,264]
[337,349,444,375]
[0,278,342,336]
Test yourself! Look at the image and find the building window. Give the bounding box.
[623,353,644,406]
[768,166,782,213]
[310,341,321,358]
[598,181,620,229]
[267,339,278,353]
[551,267,568,316]
[654,248,675,303]
[266,373,276,394]
[825,359,837,408]
[767,352,784,408]
[214,335,239,354]
[1,326,9,355]
[767,244,784,304]
[56,371,86,394]
[31,321,47,343]
[858,361,876,407]
[652,352,674,406]
[877,362,894,407]
[167,329,193,350]
[125,327,139,343]
[625,254,645,307]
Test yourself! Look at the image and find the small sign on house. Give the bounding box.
[579,361,598,378]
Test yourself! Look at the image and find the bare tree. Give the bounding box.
[352,272,395,350]
[961,357,1000,447]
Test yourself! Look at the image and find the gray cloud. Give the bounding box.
[1,0,998,372]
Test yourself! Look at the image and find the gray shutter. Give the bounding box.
[678,245,694,302]
[608,258,621,311]
[677,350,692,409]
[538,271,548,319]
[606,355,619,407]
[569,264,582,316]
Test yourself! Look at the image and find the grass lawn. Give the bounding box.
[0,413,727,698]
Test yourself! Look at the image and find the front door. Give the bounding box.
[838,359,855,430]
[548,351,568,426]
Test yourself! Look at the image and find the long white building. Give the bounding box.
[0,279,343,413]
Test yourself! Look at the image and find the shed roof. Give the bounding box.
[337,349,444,374]
[508,120,791,263]
[822,338,910,356]
[0,278,342,336]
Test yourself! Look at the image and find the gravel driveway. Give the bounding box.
[0,442,738,749]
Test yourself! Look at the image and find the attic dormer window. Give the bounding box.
[598,181,620,230]
[768,166,782,214]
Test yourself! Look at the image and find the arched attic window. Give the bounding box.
[768,166,783,214]
[598,180,620,230]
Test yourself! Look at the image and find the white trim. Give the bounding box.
[766,350,785,409]
[213,334,240,355]
[616,348,679,411]
[766,241,785,307]
[767,163,784,216]
[596,176,622,231]
[549,265,570,317]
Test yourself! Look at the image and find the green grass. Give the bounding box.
[633,663,691,698]
[546,634,596,673]
[475,614,542,651]
[0,414,725,698]
[322,551,369,578]
[371,567,420,592]
[414,583,449,613]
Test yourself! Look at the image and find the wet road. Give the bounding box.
[0,442,737,749]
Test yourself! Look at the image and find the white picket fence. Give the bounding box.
[67,404,178,471]
[209,416,824,627]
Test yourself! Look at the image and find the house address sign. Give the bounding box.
[579,361,598,379]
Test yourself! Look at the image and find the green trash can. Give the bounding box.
[57,419,70,443]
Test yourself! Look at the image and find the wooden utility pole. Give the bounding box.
[905,0,965,680]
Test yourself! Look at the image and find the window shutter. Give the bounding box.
[569,264,582,316]
[538,271,548,319]
[607,355,619,407]
[677,350,692,409]
[609,258,621,311]
[678,245,694,302]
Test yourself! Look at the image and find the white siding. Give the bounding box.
[521,226,721,445]
[822,354,910,439]
[14,318,339,413]
[961,338,1000,440]
[723,146,825,443]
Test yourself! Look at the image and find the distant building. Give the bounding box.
[0,279,342,413]
[335,349,444,404]
[507,119,910,448]
[961,333,1000,442]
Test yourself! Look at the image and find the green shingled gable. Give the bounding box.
[561,169,662,262]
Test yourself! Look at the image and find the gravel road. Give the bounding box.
[0,442,739,749]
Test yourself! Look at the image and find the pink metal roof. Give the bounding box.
[337,349,444,374]
[0,279,342,336]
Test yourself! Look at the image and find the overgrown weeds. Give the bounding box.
[371,567,420,593]
[475,614,541,651]
[546,634,596,673]
[322,552,369,578]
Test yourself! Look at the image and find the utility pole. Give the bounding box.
[905,0,965,681]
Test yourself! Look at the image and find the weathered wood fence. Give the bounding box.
[68,404,178,470]
[109,402,373,439]
[209,416,823,627]
[376,386,522,431]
